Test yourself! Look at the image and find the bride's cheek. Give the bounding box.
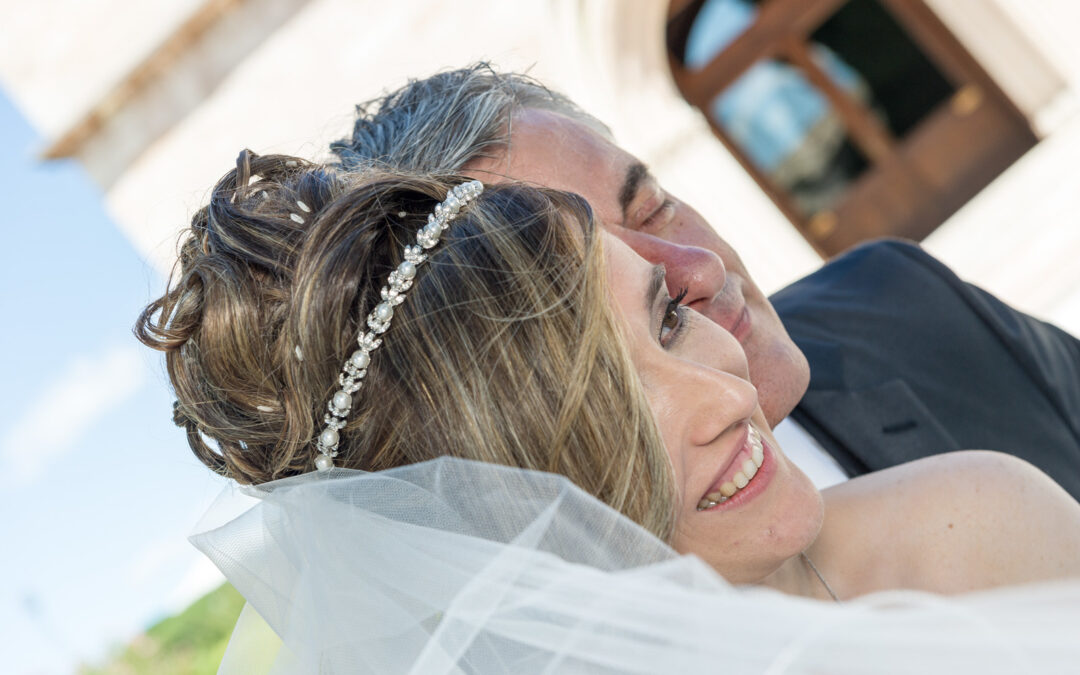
[638,373,682,456]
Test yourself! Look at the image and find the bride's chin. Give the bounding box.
[772,464,826,555]
[699,465,824,585]
[715,515,823,586]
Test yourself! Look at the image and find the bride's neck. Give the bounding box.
[758,550,837,600]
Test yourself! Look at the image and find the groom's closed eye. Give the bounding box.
[640,196,676,231]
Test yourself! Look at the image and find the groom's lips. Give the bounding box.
[727,305,751,343]
[699,300,750,344]
[684,273,752,344]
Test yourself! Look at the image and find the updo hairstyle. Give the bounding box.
[136,151,676,539]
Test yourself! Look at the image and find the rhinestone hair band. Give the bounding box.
[313,180,485,471]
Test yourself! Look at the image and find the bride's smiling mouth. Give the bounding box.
[697,425,773,511]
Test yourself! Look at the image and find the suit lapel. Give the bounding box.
[791,339,961,475]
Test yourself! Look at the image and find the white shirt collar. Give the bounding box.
[772,418,848,489]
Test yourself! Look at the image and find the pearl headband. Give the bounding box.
[313,180,485,471]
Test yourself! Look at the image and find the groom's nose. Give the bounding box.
[612,228,727,308]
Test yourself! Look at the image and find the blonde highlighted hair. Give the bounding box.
[136,151,675,539]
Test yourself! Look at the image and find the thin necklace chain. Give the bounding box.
[801,552,840,602]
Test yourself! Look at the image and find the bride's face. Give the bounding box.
[605,233,823,584]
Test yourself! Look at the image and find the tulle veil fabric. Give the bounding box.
[191,457,1080,674]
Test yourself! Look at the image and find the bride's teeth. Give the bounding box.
[699,430,768,511]
[742,458,758,479]
[697,494,729,511]
[748,425,765,466]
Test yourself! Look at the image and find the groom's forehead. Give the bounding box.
[463,108,643,227]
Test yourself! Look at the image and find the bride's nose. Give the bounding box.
[681,366,759,448]
[615,229,727,309]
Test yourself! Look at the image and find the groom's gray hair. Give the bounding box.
[330,63,609,173]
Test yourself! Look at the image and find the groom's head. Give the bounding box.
[331,64,808,426]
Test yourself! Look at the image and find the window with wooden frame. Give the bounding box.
[667,0,1037,257]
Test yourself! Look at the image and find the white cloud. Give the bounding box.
[129,534,193,587]
[127,532,225,612]
[1,344,145,482]
[166,555,226,612]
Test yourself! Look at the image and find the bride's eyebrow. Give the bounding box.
[645,263,666,314]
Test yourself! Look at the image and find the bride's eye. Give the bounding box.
[659,288,689,348]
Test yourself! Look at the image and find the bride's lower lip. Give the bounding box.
[699,441,776,512]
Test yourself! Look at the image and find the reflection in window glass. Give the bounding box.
[812,0,954,137]
[682,0,759,69]
[709,59,869,217]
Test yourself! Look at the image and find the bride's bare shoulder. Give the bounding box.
[819,451,1080,594]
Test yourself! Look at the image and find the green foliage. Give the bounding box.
[80,583,245,675]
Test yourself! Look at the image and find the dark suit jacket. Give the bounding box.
[771,239,1080,500]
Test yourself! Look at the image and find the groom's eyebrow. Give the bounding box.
[619,162,649,220]
[646,264,666,314]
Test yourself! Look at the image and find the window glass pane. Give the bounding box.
[811,0,955,137]
[708,59,870,217]
[681,0,760,69]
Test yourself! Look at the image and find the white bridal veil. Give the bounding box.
[192,457,1080,674]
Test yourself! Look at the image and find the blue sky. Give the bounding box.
[0,89,229,674]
